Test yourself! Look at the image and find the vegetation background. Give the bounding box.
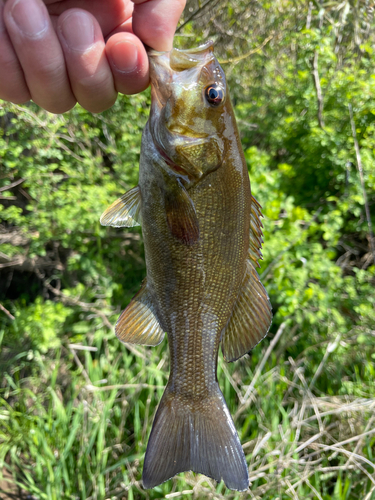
[1,0,375,498]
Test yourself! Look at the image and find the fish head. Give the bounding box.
[148,41,233,182]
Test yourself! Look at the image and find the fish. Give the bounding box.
[100,41,272,492]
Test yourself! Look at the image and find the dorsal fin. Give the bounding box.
[116,279,165,346]
[221,195,272,362]
[100,186,142,227]
[248,195,264,268]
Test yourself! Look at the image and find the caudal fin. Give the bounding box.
[142,386,249,491]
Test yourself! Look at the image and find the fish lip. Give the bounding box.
[148,50,172,90]
[148,40,217,107]
[146,40,215,57]
[147,40,216,77]
[146,45,168,57]
[171,40,214,55]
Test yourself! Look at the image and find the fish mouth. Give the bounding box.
[146,40,214,58]
[147,40,215,80]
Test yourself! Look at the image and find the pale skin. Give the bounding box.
[0,0,186,113]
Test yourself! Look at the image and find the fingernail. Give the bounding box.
[59,11,95,52]
[109,41,138,73]
[10,0,48,38]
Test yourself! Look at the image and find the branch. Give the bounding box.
[0,255,63,272]
[220,34,274,64]
[0,178,25,193]
[306,2,313,30]
[34,270,147,360]
[348,104,375,268]
[312,51,325,128]
[240,321,288,405]
[176,0,219,32]
[35,269,113,329]
[0,303,15,320]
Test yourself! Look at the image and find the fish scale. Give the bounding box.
[100,41,272,491]
[152,175,247,396]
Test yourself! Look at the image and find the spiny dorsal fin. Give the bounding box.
[249,195,264,268]
[222,194,272,362]
[164,178,199,245]
[100,186,141,227]
[221,260,272,362]
[116,279,165,346]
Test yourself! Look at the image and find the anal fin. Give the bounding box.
[116,280,165,346]
[100,185,141,227]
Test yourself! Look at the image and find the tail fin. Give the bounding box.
[142,386,249,491]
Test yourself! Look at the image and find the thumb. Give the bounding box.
[132,0,186,52]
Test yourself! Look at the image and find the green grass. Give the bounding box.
[1,315,374,500]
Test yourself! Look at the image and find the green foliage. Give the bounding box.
[1,1,375,499]
[9,298,71,353]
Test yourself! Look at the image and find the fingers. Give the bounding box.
[47,0,133,38]
[0,0,186,113]
[0,0,30,103]
[2,0,117,113]
[104,0,186,96]
[3,0,75,113]
[106,32,149,95]
[132,0,186,51]
[57,9,117,113]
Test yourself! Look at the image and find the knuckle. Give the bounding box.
[33,57,66,82]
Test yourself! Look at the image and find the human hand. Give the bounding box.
[0,0,185,113]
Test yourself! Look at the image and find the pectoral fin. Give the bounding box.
[100,186,142,227]
[222,260,272,362]
[164,178,199,245]
[116,279,165,346]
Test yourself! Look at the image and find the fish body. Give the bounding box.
[100,42,272,491]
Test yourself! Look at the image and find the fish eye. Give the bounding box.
[205,84,224,106]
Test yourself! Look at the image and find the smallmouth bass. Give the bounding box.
[101,41,272,491]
